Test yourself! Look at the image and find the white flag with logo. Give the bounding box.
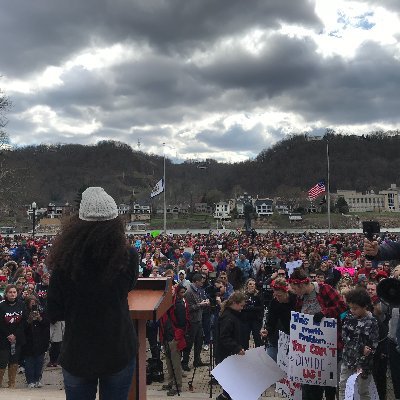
[150,179,164,198]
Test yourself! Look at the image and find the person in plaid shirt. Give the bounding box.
[289,268,347,400]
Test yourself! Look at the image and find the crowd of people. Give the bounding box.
[0,224,400,399]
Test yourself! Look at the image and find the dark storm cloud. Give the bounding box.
[200,34,322,97]
[0,0,321,78]
[279,41,400,125]
[194,123,268,152]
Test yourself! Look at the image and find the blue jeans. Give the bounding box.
[63,357,136,400]
[25,354,45,384]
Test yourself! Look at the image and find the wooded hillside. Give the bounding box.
[1,132,400,211]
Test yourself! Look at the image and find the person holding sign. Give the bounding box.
[339,288,379,400]
[260,278,296,361]
[289,268,347,400]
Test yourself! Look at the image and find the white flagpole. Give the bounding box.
[326,137,331,234]
[163,143,166,234]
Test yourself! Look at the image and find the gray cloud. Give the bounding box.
[0,0,321,78]
[2,0,400,161]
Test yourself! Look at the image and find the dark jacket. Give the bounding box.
[374,241,400,261]
[240,292,264,322]
[227,267,243,290]
[0,299,26,350]
[265,293,297,346]
[47,248,139,378]
[23,308,50,357]
[216,307,242,363]
[184,284,203,323]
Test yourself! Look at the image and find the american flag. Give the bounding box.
[308,180,326,200]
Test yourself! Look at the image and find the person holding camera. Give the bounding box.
[240,278,263,349]
[181,273,210,371]
[23,295,50,388]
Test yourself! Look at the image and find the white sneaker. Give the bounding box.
[35,381,43,388]
[203,344,209,351]
[28,383,35,389]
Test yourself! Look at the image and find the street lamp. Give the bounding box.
[31,202,37,238]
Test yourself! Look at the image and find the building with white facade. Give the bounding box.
[254,198,273,216]
[379,184,400,212]
[336,190,385,212]
[214,201,231,219]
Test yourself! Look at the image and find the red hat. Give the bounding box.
[376,271,388,279]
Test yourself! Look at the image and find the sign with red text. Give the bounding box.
[288,311,337,387]
[276,331,301,400]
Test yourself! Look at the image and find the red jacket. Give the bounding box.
[159,294,190,351]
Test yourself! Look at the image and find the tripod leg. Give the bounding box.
[166,340,181,396]
[188,366,197,392]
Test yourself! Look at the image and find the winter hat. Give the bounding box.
[79,187,118,222]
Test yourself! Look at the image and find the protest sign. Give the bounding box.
[288,311,337,387]
[276,331,301,400]
[211,347,285,400]
[345,372,379,400]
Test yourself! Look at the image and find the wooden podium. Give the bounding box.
[128,278,173,400]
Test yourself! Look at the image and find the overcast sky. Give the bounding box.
[1,0,400,162]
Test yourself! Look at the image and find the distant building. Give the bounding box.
[214,201,231,220]
[274,201,290,215]
[156,204,190,215]
[27,202,71,220]
[131,203,151,214]
[254,198,273,217]
[47,202,73,219]
[336,190,385,212]
[194,203,212,214]
[235,193,254,217]
[379,184,400,212]
[118,203,131,215]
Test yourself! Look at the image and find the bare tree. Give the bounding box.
[0,87,16,217]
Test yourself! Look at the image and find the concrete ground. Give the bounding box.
[0,345,395,400]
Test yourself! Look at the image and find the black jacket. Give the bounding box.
[240,292,264,322]
[23,308,50,357]
[0,299,26,350]
[216,307,243,363]
[265,293,297,346]
[47,248,139,378]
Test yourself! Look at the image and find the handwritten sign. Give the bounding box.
[346,372,379,400]
[288,311,337,387]
[276,331,301,400]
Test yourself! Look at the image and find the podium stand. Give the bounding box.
[128,278,173,400]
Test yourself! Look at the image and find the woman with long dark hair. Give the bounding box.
[0,284,26,388]
[47,187,139,400]
[216,291,246,400]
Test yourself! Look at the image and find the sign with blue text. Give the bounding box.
[288,311,337,387]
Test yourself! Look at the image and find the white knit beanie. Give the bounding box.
[79,187,118,221]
